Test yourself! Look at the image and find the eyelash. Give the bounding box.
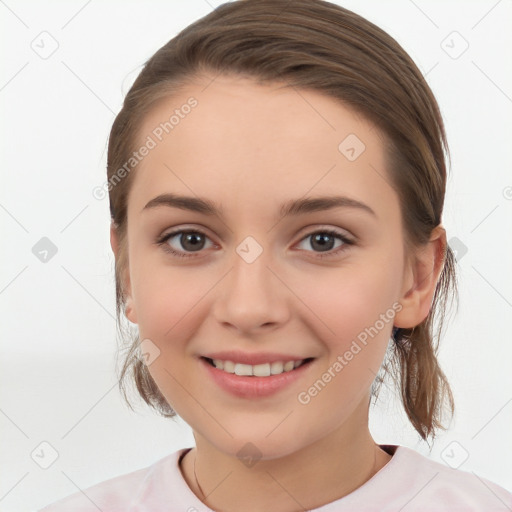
[155,228,354,259]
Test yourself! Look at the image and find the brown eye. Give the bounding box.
[296,229,354,258]
[178,232,206,252]
[157,229,214,258]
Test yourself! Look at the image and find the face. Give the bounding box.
[117,74,412,459]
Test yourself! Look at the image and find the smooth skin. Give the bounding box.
[110,74,446,512]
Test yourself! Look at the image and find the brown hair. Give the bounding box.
[108,0,457,442]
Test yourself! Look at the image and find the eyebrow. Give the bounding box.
[141,193,376,219]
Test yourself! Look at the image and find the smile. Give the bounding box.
[199,356,316,398]
[203,357,313,377]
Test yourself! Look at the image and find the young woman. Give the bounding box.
[40,1,512,510]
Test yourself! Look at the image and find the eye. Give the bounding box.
[156,227,354,259]
[296,229,354,258]
[156,229,215,258]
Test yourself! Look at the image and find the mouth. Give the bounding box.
[199,356,316,398]
[201,356,315,377]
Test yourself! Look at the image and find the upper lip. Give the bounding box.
[201,350,312,366]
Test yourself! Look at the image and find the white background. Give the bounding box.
[1,0,511,510]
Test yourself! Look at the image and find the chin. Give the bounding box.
[197,420,322,463]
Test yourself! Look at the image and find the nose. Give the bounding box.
[211,246,291,335]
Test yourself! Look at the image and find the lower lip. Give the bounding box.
[200,357,314,399]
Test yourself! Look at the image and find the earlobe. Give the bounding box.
[393,226,447,329]
[125,296,138,324]
[110,221,138,324]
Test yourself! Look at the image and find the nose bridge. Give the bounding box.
[232,241,270,291]
[230,237,276,303]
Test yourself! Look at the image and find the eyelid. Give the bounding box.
[295,224,354,242]
[157,224,217,242]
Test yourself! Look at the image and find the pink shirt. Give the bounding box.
[39,444,512,511]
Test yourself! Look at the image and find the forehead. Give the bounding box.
[129,75,395,220]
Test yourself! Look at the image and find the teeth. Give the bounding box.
[283,361,295,372]
[270,361,283,374]
[234,363,253,376]
[223,360,235,373]
[253,363,271,377]
[210,358,305,376]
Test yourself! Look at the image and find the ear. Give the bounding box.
[393,225,447,329]
[110,221,138,324]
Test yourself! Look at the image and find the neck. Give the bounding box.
[180,400,392,512]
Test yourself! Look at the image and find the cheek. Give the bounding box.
[293,267,396,425]
[296,262,398,345]
[130,257,214,341]
[289,262,399,407]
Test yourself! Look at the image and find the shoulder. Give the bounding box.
[380,444,512,511]
[322,444,512,511]
[37,449,187,512]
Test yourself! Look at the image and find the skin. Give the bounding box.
[110,74,446,512]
